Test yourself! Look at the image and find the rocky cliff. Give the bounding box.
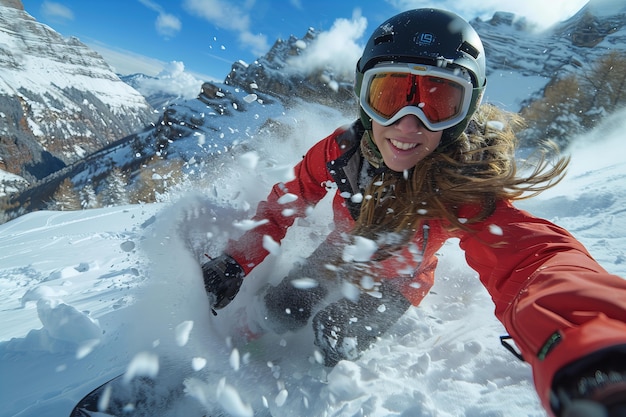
[224,29,356,112]
[0,0,156,183]
[473,0,626,91]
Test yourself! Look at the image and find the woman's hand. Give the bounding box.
[201,254,244,315]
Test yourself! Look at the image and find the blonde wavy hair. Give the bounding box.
[353,104,570,244]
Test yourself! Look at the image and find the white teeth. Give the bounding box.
[390,139,418,150]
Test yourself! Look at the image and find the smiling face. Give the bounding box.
[370,115,443,172]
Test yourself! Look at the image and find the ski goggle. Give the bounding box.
[359,63,474,131]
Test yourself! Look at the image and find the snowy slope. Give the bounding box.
[1,103,625,417]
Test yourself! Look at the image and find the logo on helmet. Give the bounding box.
[414,33,435,46]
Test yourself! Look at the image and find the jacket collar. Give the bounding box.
[326,121,378,220]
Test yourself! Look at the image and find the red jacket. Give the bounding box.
[227,123,626,415]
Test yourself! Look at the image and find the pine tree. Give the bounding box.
[521,52,626,148]
[521,75,584,147]
[579,51,626,128]
[130,158,184,204]
[50,178,82,211]
[98,168,130,207]
[80,183,98,209]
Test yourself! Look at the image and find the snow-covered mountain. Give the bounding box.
[0,0,156,184]
[224,28,356,112]
[0,26,358,218]
[120,73,178,110]
[471,0,626,109]
[2,0,626,222]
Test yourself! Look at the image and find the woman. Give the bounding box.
[202,8,626,417]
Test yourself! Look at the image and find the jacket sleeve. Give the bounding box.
[458,199,626,415]
[226,130,344,275]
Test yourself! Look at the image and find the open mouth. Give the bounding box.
[389,138,419,151]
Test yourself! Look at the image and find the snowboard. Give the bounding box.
[69,337,281,417]
[69,372,208,417]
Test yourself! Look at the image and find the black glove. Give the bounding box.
[201,254,244,315]
[551,345,626,417]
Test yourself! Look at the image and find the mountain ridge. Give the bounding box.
[0,0,156,184]
[1,1,625,221]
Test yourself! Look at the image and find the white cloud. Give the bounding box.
[156,13,182,37]
[183,0,250,32]
[139,0,182,38]
[290,0,303,9]
[87,41,218,82]
[135,61,205,99]
[183,0,270,57]
[287,11,368,79]
[239,31,270,57]
[40,1,74,23]
[87,41,166,76]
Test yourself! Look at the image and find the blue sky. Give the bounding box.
[25,0,588,83]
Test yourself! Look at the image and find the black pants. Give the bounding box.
[263,244,411,366]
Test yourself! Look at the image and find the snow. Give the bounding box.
[1,49,148,112]
[585,0,626,17]
[1,103,625,416]
[0,4,151,140]
[124,351,161,382]
[0,169,28,198]
[285,14,367,80]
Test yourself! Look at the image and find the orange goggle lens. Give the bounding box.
[360,64,474,131]
[369,73,464,122]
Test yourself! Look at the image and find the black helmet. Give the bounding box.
[355,8,486,144]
